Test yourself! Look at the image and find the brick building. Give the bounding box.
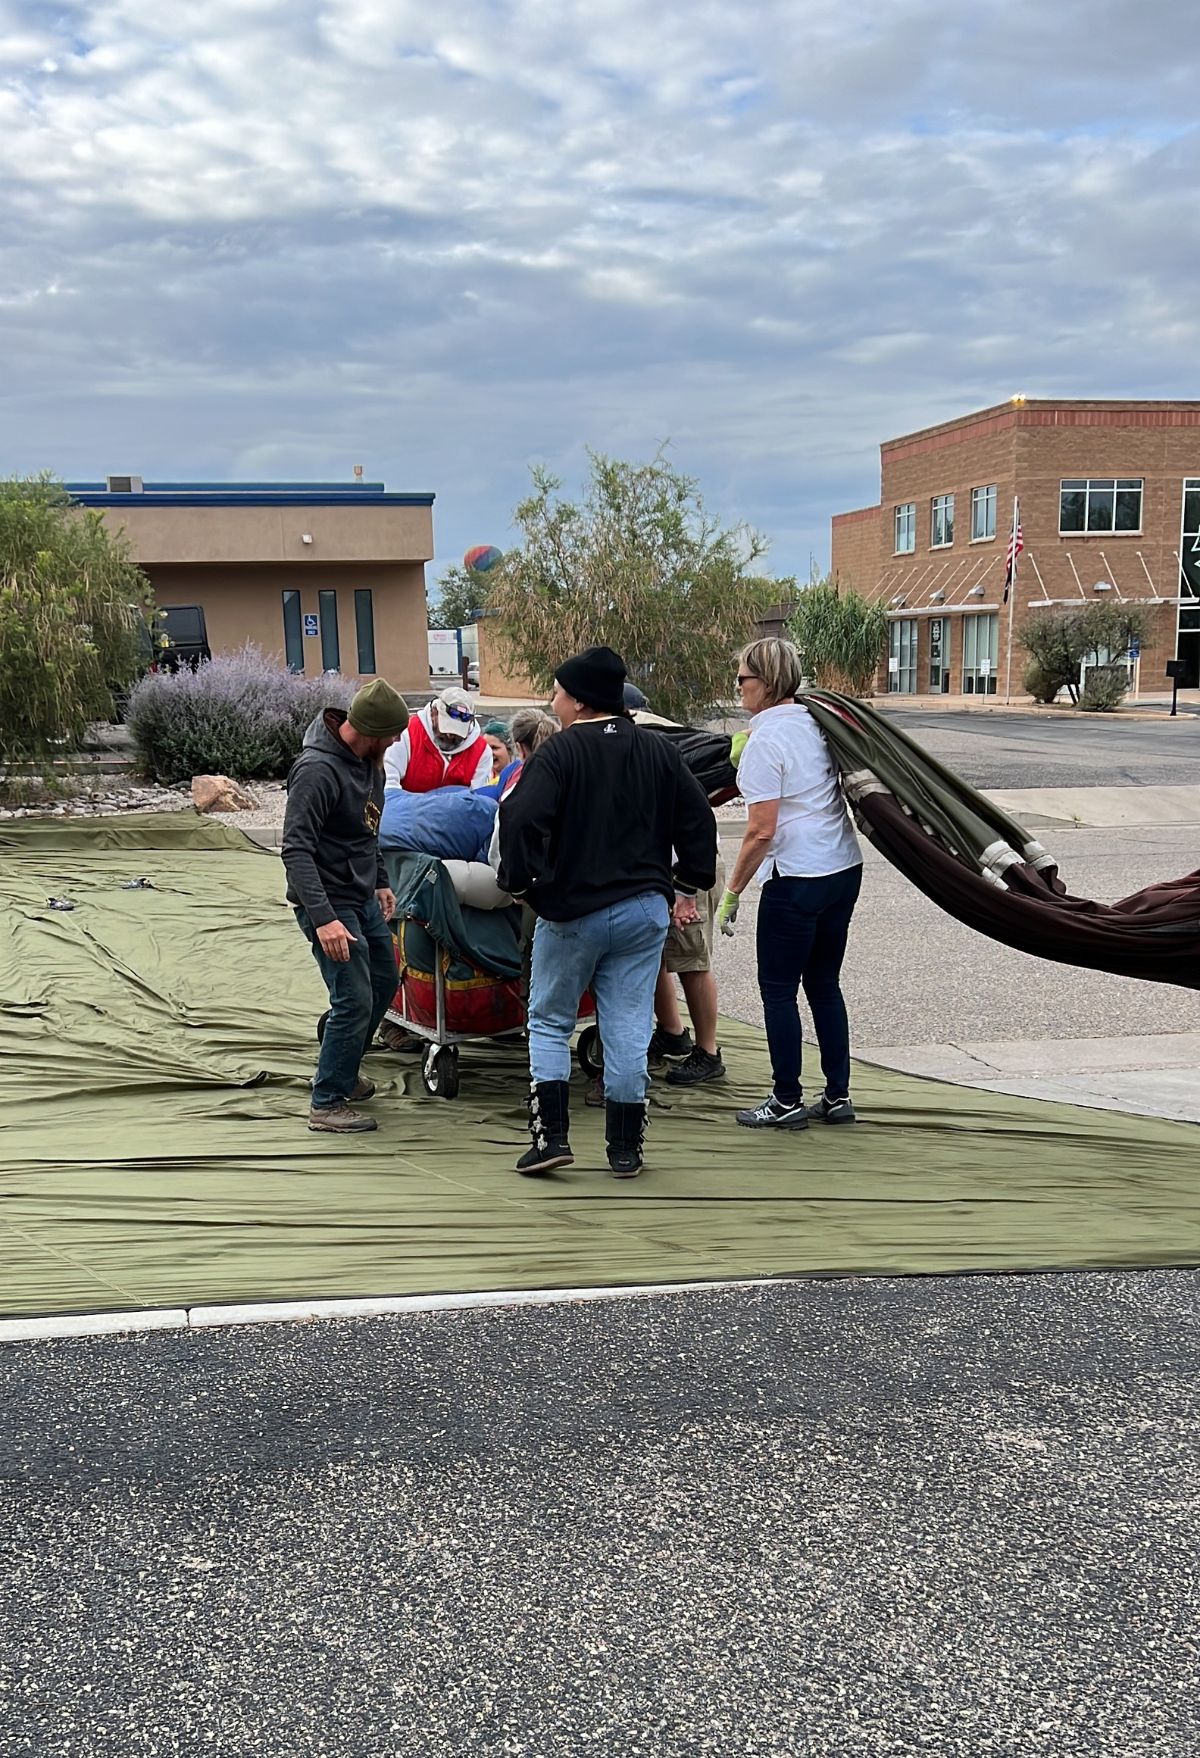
[68,478,435,696]
[830,400,1200,698]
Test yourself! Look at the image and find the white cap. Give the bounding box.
[433,686,478,742]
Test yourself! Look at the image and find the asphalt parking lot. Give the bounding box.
[875,706,1200,789]
[2,1273,1197,1758]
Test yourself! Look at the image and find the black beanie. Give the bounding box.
[555,645,627,714]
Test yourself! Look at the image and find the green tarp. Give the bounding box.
[1,814,1197,1320]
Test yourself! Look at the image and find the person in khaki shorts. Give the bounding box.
[651,855,726,1086]
[618,683,727,1088]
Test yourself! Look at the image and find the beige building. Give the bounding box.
[830,400,1200,697]
[69,478,435,696]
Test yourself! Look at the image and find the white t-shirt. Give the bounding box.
[737,701,861,882]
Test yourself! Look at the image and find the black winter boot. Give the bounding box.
[516,1080,574,1175]
[605,1099,647,1179]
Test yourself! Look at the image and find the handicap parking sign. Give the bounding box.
[303,613,319,638]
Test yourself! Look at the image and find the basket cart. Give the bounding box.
[316,917,601,1101]
[384,929,600,1100]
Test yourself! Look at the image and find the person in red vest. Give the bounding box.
[383,686,492,794]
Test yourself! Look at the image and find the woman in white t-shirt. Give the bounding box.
[719,637,863,1130]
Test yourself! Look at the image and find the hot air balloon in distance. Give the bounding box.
[464,544,504,573]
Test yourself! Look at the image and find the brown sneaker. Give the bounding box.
[583,1075,605,1108]
[308,1103,377,1133]
[350,1077,376,1102]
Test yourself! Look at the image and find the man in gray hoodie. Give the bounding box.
[282,679,409,1133]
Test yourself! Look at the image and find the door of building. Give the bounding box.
[1179,480,1200,689]
[962,613,998,695]
[888,618,918,693]
[928,617,952,693]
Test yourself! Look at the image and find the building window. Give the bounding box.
[888,618,918,693]
[894,503,915,554]
[318,589,340,671]
[1059,478,1143,534]
[970,485,997,542]
[931,493,954,549]
[282,590,304,673]
[962,612,998,695]
[355,588,377,674]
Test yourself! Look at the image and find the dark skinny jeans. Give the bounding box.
[755,865,863,1105]
[296,898,397,1109]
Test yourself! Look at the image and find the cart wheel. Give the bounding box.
[423,1045,460,1099]
[577,1025,603,1078]
[316,1009,330,1045]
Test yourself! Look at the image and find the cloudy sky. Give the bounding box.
[2,0,1197,584]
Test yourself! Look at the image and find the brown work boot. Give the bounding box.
[308,1103,377,1134]
[350,1076,376,1102]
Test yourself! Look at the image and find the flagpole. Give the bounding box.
[1003,494,1019,703]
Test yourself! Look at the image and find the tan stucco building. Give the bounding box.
[68,478,435,696]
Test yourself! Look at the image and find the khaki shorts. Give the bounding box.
[664,859,725,976]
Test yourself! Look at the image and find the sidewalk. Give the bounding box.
[861,1034,1200,1125]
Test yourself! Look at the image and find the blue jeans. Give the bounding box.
[756,865,863,1105]
[296,899,397,1109]
[528,893,670,1104]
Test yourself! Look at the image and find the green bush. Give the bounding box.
[1022,659,1063,704]
[1079,665,1129,712]
[790,582,889,696]
[0,476,152,768]
[127,647,354,784]
[1021,602,1149,706]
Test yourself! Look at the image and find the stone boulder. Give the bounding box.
[191,774,257,813]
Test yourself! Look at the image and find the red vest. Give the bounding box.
[402,713,487,793]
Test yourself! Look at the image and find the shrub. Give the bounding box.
[1021,603,1149,706]
[790,582,889,696]
[0,476,153,768]
[127,646,354,784]
[1022,659,1063,704]
[1079,665,1129,713]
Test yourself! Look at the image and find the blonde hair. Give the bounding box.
[739,636,804,705]
[510,707,558,757]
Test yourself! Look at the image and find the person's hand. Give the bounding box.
[673,893,700,928]
[317,919,358,962]
[717,889,740,936]
[376,887,396,923]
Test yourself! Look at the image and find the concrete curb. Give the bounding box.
[0,1279,776,1346]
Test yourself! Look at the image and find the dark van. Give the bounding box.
[158,605,212,671]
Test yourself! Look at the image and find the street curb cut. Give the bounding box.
[0,1280,776,1346]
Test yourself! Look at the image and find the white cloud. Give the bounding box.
[1,0,1198,579]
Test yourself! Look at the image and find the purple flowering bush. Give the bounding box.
[127,646,354,784]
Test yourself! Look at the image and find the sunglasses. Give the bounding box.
[736,673,760,687]
[443,702,474,723]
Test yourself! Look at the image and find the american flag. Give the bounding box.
[1003,501,1024,603]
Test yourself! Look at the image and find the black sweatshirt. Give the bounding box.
[497,715,718,921]
[281,710,388,928]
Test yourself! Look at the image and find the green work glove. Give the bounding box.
[717,889,740,936]
[730,731,749,768]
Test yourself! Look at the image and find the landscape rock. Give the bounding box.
[190,774,258,813]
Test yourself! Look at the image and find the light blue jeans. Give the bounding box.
[528,893,671,1103]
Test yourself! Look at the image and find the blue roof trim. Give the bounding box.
[66,481,435,507]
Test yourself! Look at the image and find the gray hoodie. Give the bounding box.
[281,710,388,928]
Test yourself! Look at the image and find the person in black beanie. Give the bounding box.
[498,645,717,1178]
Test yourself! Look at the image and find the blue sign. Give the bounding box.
[303,613,319,638]
[1128,637,1141,660]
